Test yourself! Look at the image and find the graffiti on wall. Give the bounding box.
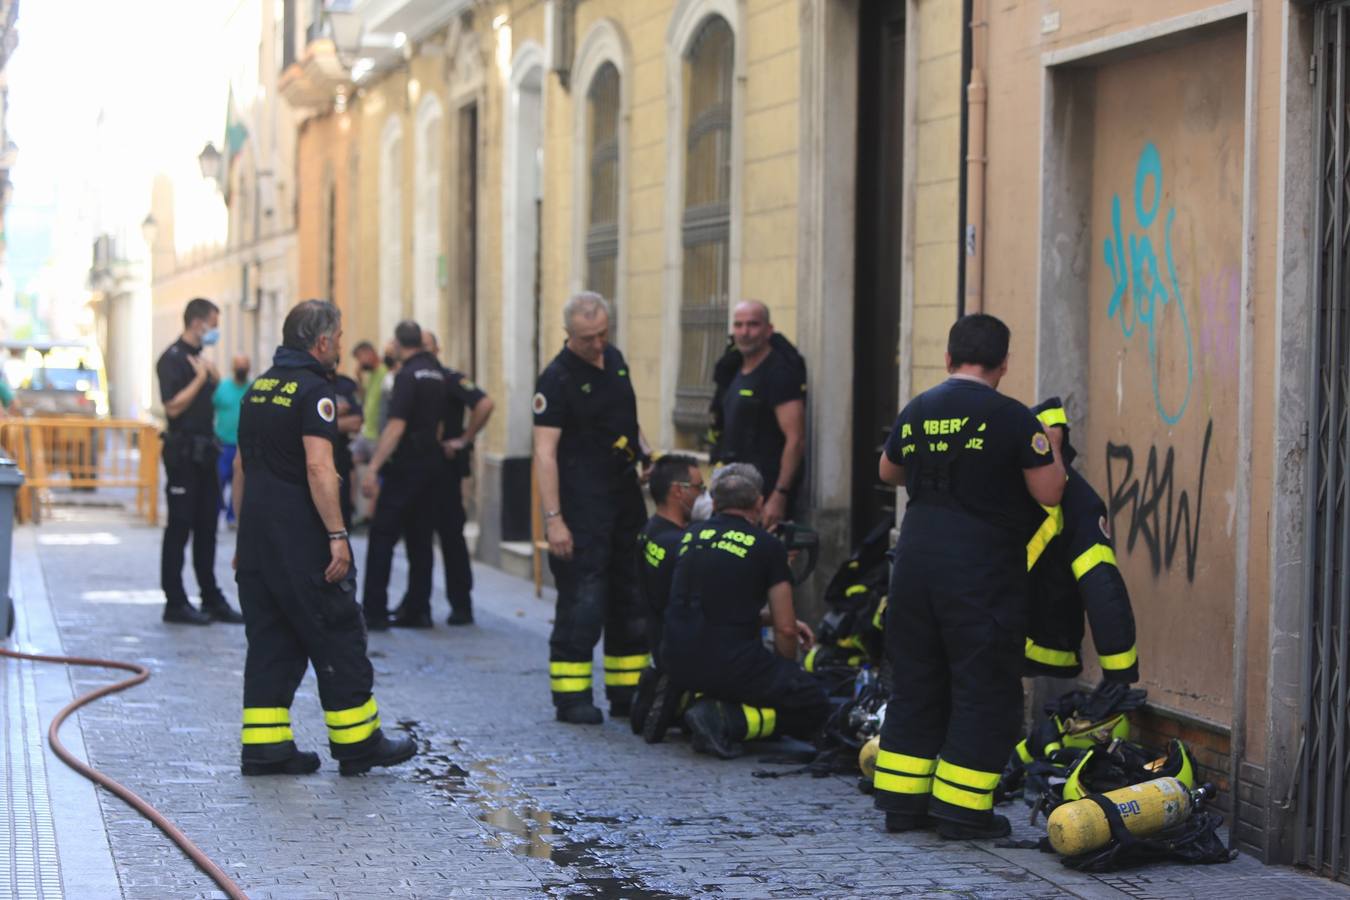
[1104,419,1213,583]
[1102,142,1195,425]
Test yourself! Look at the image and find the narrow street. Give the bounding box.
[2,501,1343,899]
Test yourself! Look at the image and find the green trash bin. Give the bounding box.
[0,454,22,638]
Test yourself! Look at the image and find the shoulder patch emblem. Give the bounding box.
[461,378,477,391]
[1099,515,1112,541]
[532,392,548,415]
[1031,432,1051,456]
[317,397,336,423]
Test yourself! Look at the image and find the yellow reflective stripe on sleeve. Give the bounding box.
[845,584,868,597]
[803,646,819,672]
[1024,637,1080,668]
[241,726,294,745]
[329,717,381,744]
[1071,543,1118,580]
[761,708,776,739]
[743,705,763,740]
[1037,407,1068,428]
[1099,646,1139,671]
[873,771,933,795]
[242,707,290,725]
[1015,740,1033,764]
[932,779,995,811]
[872,597,887,631]
[876,750,938,776]
[550,661,592,676]
[603,654,650,671]
[551,676,592,692]
[603,671,642,687]
[935,759,1001,791]
[323,697,378,728]
[1026,506,1064,571]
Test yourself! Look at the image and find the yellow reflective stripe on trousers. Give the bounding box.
[845,584,868,597]
[329,716,381,744]
[932,778,994,811]
[603,654,650,671]
[1024,637,1079,668]
[242,707,290,725]
[324,697,378,727]
[1015,740,1033,764]
[935,759,1001,791]
[874,771,933,794]
[743,705,763,740]
[241,726,294,744]
[876,749,937,776]
[1037,407,1068,428]
[551,676,592,692]
[1071,543,1118,580]
[761,708,777,739]
[1026,505,1064,571]
[1099,645,1139,671]
[603,671,642,687]
[550,661,591,676]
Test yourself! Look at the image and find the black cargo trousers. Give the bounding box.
[874,504,1027,828]
[160,433,225,608]
[547,470,649,711]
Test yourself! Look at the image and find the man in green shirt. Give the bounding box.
[213,355,252,527]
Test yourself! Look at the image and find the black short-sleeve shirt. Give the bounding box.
[156,339,216,435]
[883,377,1053,535]
[237,348,338,487]
[441,366,487,440]
[532,344,641,477]
[637,514,686,617]
[664,512,792,654]
[385,351,449,462]
[713,351,806,493]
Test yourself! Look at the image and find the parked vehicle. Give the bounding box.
[0,341,109,418]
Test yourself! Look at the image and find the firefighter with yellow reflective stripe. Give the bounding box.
[233,301,416,777]
[1022,399,1139,683]
[875,316,1065,839]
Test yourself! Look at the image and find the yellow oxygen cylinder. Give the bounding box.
[859,736,880,781]
[1047,776,1194,856]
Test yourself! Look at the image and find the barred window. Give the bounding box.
[585,62,621,324]
[674,16,734,434]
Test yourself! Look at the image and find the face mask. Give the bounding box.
[234,369,249,382]
[359,360,375,372]
[383,355,396,369]
[202,328,220,346]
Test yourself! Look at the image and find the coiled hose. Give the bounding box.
[0,645,248,900]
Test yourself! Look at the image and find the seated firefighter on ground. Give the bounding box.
[660,463,830,759]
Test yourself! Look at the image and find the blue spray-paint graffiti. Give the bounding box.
[1103,142,1195,425]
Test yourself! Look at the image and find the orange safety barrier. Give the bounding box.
[0,418,161,525]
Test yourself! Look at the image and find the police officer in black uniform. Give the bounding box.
[533,292,651,724]
[332,372,362,529]
[662,463,827,759]
[630,454,703,741]
[709,301,807,531]
[232,300,415,776]
[155,297,244,625]
[360,320,448,630]
[420,331,494,626]
[872,314,1065,839]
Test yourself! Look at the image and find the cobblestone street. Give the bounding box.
[4,503,1348,899]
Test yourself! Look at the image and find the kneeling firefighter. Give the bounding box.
[233,300,416,776]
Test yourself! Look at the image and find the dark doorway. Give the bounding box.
[457,102,479,376]
[851,0,906,542]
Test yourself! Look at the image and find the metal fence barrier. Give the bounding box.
[0,419,160,525]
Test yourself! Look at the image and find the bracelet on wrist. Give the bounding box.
[544,509,561,519]
[328,530,349,541]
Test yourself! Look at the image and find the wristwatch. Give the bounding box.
[544,509,561,519]
[328,530,349,540]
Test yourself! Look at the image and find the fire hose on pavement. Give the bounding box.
[0,645,248,900]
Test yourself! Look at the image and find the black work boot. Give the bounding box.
[642,672,684,745]
[556,702,604,725]
[201,595,245,624]
[445,609,475,626]
[683,699,743,760]
[339,735,418,776]
[390,610,433,629]
[937,814,1011,841]
[163,604,211,625]
[629,668,657,735]
[885,812,935,833]
[241,751,321,776]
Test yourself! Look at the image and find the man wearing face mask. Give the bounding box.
[213,355,252,528]
[156,297,243,626]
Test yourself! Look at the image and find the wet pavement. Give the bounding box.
[8,499,1350,899]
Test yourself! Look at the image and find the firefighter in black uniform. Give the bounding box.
[1022,398,1139,683]
[232,300,415,776]
[873,314,1065,840]
[155,296,244,625]
[630,454,703,741]
[420,331,494,625]
[360,320,449,630]
[661,463,827,759]
[533,292,651,724]
[708,301,807,531]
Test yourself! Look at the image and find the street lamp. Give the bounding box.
[198,141,223,185]
[140,213,158,249]
[325,1,364,63]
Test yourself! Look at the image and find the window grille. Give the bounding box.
[586,62,621,318]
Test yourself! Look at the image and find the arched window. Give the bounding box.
[674,15,734,432]
[413,94,444,331]
[379,117,404,341]
[585,62,621,318]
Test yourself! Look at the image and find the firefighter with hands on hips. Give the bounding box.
[708,301,807,531]
[420,330,495,625]
[231,300,416,777]
[360,320,450,631]
[156,296,244,625]
[660,463,828,759]
[873,313,1065,840]
[533,291,653,725]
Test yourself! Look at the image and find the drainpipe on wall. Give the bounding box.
[962,0,988,315]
